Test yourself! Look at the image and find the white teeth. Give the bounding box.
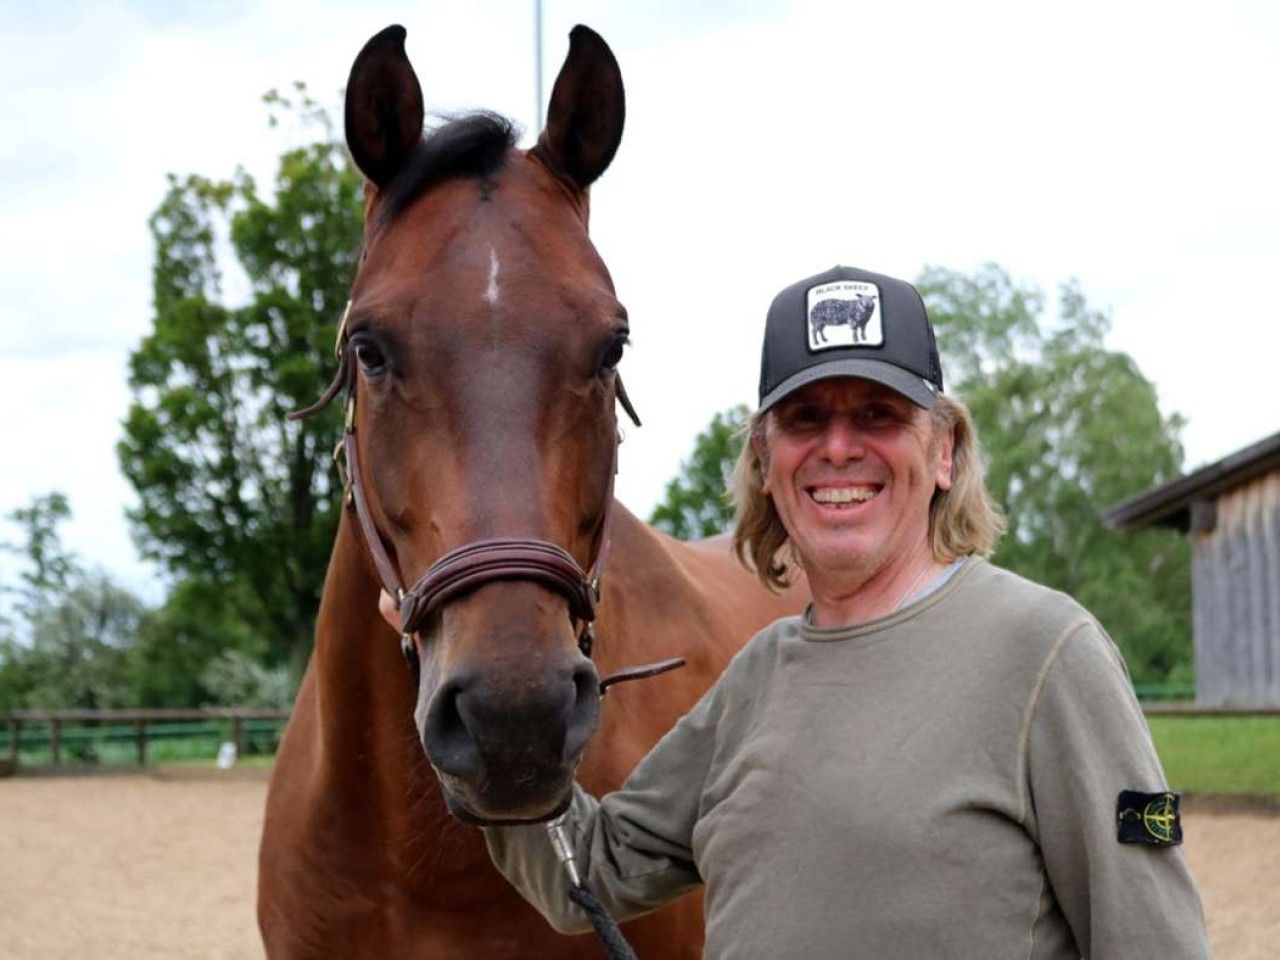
[810,486,877,504]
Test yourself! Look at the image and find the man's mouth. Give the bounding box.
[806,484,881,509]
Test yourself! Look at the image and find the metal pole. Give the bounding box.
[7,719,18,769]
[534,0,544,131]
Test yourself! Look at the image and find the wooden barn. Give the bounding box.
[1107,429,1280,706]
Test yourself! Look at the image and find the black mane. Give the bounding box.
[378,111,520,225]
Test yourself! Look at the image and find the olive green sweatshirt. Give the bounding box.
[485,560,1210,959]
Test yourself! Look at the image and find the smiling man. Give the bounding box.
[483,265,1211,958]
[754,375,953,626]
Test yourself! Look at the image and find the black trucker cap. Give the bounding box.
[758,265,944,412]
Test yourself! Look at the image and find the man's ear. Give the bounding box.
[752,427,772,494]
[934,421,956,492]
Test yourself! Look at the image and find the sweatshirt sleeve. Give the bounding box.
[1024,620,1211,959]
[483,676,722,934]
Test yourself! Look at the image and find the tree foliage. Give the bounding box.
[0,493,147,711]
[16,572,145,711]
[118,88,363,665]
[0,491,291,711]
[200,648,294,709]
[917,263,1191,686]
[649,405,750,539]
[125,577,271,707]
[1,492,77,623]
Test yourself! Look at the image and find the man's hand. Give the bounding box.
[379,590,403,632]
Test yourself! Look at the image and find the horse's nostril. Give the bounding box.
[564,660,602,762]
[422,675,481,779]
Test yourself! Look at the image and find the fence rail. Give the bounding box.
[2,708,289,769]
[3,703,1279,773]
[1140,703,1280,716]
[1133,683,1196,702]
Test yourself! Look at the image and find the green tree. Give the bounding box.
[917,264,1191,686]
[649,405,750,539]
[0,493,147,711]
[1,491,78,623]
[200,649,294,709]
[19,572,144,710]
[124,577,272,707]
[118,88,363,666]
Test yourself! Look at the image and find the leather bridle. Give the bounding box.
[291,301,683,693]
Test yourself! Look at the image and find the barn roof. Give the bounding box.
[1106,428,1280,532]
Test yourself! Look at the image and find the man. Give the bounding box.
[402,266,1212,957]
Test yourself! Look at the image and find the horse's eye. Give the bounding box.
[351,336,387,375]
[599,334,628,376]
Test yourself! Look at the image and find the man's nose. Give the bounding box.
[818,416,866,466]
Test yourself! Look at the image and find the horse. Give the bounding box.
[258,24,804,959]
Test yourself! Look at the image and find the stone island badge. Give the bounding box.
[1116,790,1182,846]
[807,280,883,351]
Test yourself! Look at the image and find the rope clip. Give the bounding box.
[546,814,582,888]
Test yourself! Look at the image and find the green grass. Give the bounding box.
[1148,715,1280,795]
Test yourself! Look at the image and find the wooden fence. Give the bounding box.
[2,708,290,770]
[2,704,1277,773]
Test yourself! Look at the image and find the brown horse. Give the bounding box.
[258,24,804,959]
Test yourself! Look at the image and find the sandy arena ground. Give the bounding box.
[0,772,1275,959]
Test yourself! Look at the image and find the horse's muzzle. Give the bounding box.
[419,659,600,821]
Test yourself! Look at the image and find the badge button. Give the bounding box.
[1116,790,1183,846]
[806,280,884,352]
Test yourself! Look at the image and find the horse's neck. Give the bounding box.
[588,506,778,670]
[579,505,774,783]
[310,516,490,886]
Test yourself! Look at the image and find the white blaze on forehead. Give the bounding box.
[484,246,500,306]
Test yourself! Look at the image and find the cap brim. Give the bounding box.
[759,357,939,412]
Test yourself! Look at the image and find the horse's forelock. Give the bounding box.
[376,111,521,227]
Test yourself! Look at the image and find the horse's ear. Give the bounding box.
[344,25,424,189]
[533,25,625,190]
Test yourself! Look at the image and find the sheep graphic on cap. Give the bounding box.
[809,293,876,344]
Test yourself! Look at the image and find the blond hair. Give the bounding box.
[730,393,1005,590]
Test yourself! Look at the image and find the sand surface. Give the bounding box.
[0,772,1275,959]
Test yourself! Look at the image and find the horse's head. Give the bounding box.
[333,25,628,824]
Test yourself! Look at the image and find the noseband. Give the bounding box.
[292,302,681,691]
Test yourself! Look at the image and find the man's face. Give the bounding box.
[757,378,954,588]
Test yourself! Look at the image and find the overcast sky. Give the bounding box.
[1,0,1277,602]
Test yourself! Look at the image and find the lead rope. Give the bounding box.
[547,816,639,960]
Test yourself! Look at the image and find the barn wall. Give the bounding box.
[1192,469,1280,705]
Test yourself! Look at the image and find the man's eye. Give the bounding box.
[860,405,899,425]
[780,405,826,431]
